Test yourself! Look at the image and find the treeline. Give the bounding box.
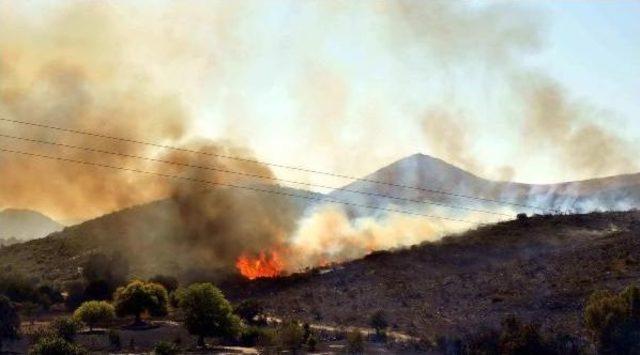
[428,284,640,355]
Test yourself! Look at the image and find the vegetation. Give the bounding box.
[49,317,81,342]
[239,326,276,347]
[153,340,179,355]
[234,299,265,325]
[73,300,115,331]
[276,320,305,351]
[0,295,20,351]
[585,285,640,354]
[0,272,63,310]
[29,336,86,355]
[178,283,241,348]
[369,310,388,339]
[113,280,168,325]
[346,329,365,354]
[498,315,548,354]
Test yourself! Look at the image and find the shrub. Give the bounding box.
[107,329,121,350]
[277,320,304,351]
[113,280,168,325]
[178,283,241,347]
[29,336,86,355]
[369,310,388,338]
[0,295,20,350]
[35,285,64,310]
[153,341,179,355]
[346,330,365,354]
[306,335,318,351]
[149,275,179,294]
[498,316,547,354]
[234,299,265,325]
[49,317,81,342]
[240,326,276,347]
[0,272,35,302]
[585,285,640,354]
[73,300,115,331]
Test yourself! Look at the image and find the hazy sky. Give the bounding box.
[2,0,639,189]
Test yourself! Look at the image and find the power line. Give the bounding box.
[0,147,489,224]
[0,133,513,218]
[0,117,546,212]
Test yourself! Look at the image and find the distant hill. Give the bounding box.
[329,153,640,216]
[2,153,640,284]
[0,209,63,242]
[0,185,322,284]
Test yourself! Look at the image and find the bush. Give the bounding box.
[107,329,121,350]
[369,310,388,339]
[498,316,547,354]
[153,340,179,355]
[49,317,81,342]
[149,275,179,294]
[113,280,168,325]
[585,285,640,354]
[277,320,304,351]
[0,295,20,350]
[346,330,365,354]
[0,272,36,302]
[240,326,276,347]
[73,300,115,331]
[29,336,86,355]
[178,283,241,347]
[234,299,265,325]
[35,285,64,310]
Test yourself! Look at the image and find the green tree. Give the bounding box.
[29,336,86,355]
[178,283,241,348]
[585,285,640,354]
[0,295,20,351]
[113,280,168,325]
[73,301,115,332]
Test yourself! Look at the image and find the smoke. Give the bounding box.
[287,204,469,270]
[421,109,482,175]
[1,1,637,279]
[0,4,188,220]
[516,74,637,178]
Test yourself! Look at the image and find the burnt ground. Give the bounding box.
[224,211,640,342]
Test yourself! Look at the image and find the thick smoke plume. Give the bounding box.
[1,1,637,280]
[0,4,186,221]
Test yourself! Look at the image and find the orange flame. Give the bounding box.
[236,251,284,280]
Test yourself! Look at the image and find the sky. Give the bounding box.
[1,0,639,193]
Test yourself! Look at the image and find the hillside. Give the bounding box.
[227,210,640,341]
[0,185,322,284]
[0,208,63,243]
[330,153,640,216]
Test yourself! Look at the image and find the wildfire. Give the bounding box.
[236,251,284,280]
